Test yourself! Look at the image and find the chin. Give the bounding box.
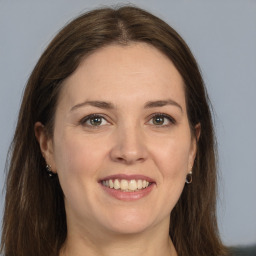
[106,221,152,235]
[98,209,161,235]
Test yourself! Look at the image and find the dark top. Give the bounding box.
[230,245,256,256]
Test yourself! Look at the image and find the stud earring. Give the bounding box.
[186,171,193,184]
[46,164,56,177]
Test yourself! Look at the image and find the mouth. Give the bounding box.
[101,178,153,192]
[99,175,155,201]
[99,174,155,192]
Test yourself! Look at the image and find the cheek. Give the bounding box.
[52,132,106,213]
[53,131,106,178]
[150,132,192,199]
[157,146,188,195]
[146,135,192,219]
[151,134,192,177]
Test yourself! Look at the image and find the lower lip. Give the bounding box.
[101,183,155,201]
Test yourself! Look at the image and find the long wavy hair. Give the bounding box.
[1,5,228,256]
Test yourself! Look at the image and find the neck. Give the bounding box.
[60,220,177,256]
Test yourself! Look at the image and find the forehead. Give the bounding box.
[59,42,186,109]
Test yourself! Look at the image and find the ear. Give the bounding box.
[34,122,57,173]
[194,123,201,142]
[188,123,201,169]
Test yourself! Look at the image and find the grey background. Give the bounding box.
[0,0,255,246]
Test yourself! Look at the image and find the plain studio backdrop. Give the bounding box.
[0,0,255,247]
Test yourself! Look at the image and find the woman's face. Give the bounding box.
[39,43,197,236]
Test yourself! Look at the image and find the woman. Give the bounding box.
[1,6,229,256]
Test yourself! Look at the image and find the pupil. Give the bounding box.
[153,116,164,125]
[90,117,102,126]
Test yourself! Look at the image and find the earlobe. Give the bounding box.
[34,122,56,173]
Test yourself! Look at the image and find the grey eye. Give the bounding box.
[80,114,108,127]
[149,114,175,126]
[152,116,165,125]
[89,116,103,126]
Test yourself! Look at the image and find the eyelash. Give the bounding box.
[79,113,176,128]
[79,114,109,128]
[149,113,176,127]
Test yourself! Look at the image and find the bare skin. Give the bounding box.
[35,43,198,256]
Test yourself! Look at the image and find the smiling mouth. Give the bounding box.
[101,179,152,192]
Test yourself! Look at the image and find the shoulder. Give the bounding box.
[228,244,256,256]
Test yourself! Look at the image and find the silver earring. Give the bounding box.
[46,164,55,177]
[186,171,192,184]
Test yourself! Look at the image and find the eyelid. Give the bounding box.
[147,113,176,126]
[79,113,110,127]
[78,112,176,128]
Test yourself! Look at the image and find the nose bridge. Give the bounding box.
[110,120,147,164]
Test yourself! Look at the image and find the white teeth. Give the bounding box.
[102,178,151,192]
[129,179,137,191]
[109,179,114,188]
[120,179,129,190]
[114,179,120,189]
[137,180,143,189]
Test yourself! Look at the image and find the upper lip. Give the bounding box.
[99,174,155,183]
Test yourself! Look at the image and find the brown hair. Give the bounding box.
[1,5,229,256]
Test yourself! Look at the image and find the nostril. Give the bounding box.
[137,157,145,162]
[112,154,147,164]
[116,157,125,162]
[109,140,148,164]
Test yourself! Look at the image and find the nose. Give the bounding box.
[109,124,148,165]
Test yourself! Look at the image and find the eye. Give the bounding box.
[80,114,109,127]
[148,113,176,126]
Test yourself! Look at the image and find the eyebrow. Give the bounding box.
[70,100,114,111]
[70,99,183,112]
[144,99,183,112]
